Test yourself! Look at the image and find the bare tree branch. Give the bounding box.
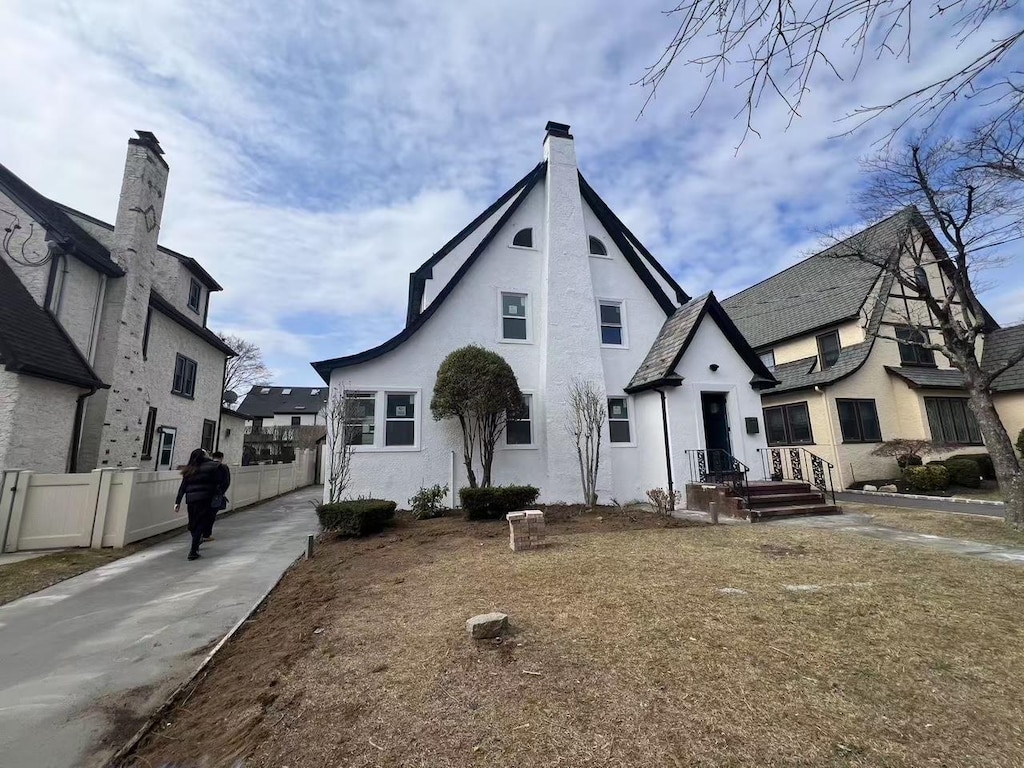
[220,334,272,398]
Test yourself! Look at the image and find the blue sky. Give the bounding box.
[2,1,1021,386]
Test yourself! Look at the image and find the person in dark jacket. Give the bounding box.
[174,448,224,561]
[203,451,231,541]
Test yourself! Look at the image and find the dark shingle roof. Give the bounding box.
[721,210,921,350]
[148,291,237,356]
[983,324,1024,392]
[0,257,106,389]
[626,293,777,393]
[885,366,965,389]
[236,386,329,418]
[0,163,124,277]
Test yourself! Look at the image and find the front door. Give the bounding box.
[701,392,731,475]
[156,428,177,470]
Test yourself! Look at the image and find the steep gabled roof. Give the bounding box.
[721,209,924,350]
[59,204,223,291]
[0,162,124,277]
[626,292,777,393]
[148,291,237,357]
[982,324,1024,392]
[236,385,328,418]
[312,162,548,381]
[0,257,106,389]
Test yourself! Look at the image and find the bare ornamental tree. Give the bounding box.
[839,139,1024,525]
[565,378,607,508]
[324,389,359,504]
[220,334,272,397]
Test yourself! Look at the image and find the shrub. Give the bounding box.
[946,452,995,480]
[904,465,950,492]
[459,485,540,520]
[317,499,396,536]
[646,488,681,515]
[945,458,982,488]
[871,438,943,466]
[409,484,449,520]
[899,454,924,469]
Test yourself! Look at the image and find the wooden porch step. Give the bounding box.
[749,504,842,521]
[747,492,826,507]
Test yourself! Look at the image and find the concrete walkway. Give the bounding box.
[835,491,1004,517]
[0,486,320,768]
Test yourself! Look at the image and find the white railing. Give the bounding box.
[0,450,317,553]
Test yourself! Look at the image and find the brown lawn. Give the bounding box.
[0,548,142,606]
[858,504,1024,548]
[127,508,1024,768]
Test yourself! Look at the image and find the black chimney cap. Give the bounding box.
[545,121,572,139]
[133,130,164,155]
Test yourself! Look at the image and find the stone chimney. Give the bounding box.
[539,121,613,498]
[109,130,169,274]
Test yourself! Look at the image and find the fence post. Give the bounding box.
[1,470,25,554]
[89,468,116,549]
[3,471,32,553]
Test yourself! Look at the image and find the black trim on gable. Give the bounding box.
[578,173,689,313]
[312,164,546,382]
[406,162,546,326]
[148,291,237,357]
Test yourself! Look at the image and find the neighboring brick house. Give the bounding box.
[312,122,777,504]
[721,208,1024,486]
[235,386,328,464]
[0,132,236,474]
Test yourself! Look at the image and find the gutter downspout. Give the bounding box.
[654,387,675,511]
[215,356,228,452]
[68,387,98,472]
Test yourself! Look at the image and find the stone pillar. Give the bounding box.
[507,508,546,551]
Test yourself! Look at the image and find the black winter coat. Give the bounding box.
[175,459,224,505]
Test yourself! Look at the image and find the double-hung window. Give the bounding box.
[172,354,197,397]
[187,278,202,313]
[608,397,632,443]
[501,292,528,341]
[345,393,376,446]
[836,399,882,443]
[896,326,936,366]
[816,330,841,370]
[201,419,216,452]
[925,397,982,445]
[385,393,416,446]
[141,407,158,459]
[763,403,813,446]
[506,394,533,446]
[598,300,625,346]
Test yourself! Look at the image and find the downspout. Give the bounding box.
[86,275,107,365]
[654,387,675,511]
[215,355,228,452]
[68,387,98,472]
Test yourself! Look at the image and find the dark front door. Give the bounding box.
[701,392,731,475]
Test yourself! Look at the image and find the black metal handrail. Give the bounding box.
[684,448,751,507]
[757,447,836,505]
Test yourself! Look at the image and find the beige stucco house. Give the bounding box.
[0,132,239,474]
[722,208,1024,488]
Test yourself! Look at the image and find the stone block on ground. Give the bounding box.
[879,484,898,493]
[466,612,508,639]
[862,485,878,492]
[508,509,545,551]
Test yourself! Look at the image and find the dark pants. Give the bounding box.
[203,506,218,538]
[187,502,214,555]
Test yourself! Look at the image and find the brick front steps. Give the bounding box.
[686,481,842,522]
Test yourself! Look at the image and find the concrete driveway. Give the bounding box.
[0,486,320,768]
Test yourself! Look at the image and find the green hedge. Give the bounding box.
[317,499,396,536]
[459,485,540,520]
[944,458,982,488]
[946,453,995,480]
[905,465,950,492]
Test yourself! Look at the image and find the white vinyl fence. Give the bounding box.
[0,450,317,553]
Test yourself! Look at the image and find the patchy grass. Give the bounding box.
[857,504,1024,547]
[128,510,1024,768]
[0,548,141,606]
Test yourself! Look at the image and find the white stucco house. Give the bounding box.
[0,132,238,474]
[312,122,777,505]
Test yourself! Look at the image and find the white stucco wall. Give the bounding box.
[269,412,323,427]
[0,371,84,474]
[217,411,246,465]
[0,188,53,304]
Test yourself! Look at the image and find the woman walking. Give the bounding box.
[174,448,224,561]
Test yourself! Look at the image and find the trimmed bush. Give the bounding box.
[947,452,995,480]
[409,484,449,520]
[317,499,396,536]
[905,465,950,492]
[945,458,982,488]
[460,485,540,520]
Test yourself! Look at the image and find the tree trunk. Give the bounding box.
[457,415,478,489]
[965,384,1023,526]
[481,443,493,488]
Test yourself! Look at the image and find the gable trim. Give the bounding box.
[312,163,546,382]
[148,291,237,357]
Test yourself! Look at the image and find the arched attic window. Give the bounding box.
[589,236,608,256]
[512,228,533,248]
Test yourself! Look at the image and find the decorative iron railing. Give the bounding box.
[684,449,751,506]
[757,447,836,504]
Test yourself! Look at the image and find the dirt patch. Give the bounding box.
[127,509,1024,767]
[83,682,162,766]
[0,549,137,606]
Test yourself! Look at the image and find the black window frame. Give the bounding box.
[171,354,198,398]
[836,399,882,443]
[924,397,983,445]
[141,407,158,460]
[763,402,814,446]
[290,415,302,427]
[201,419,216,452]
[511,228,533,248]
[187,278,202,313]
[816,330,841,370]
[896,325,936,367]
[914,265,930,294]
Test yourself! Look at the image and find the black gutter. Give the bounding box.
[655,387,676,511]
